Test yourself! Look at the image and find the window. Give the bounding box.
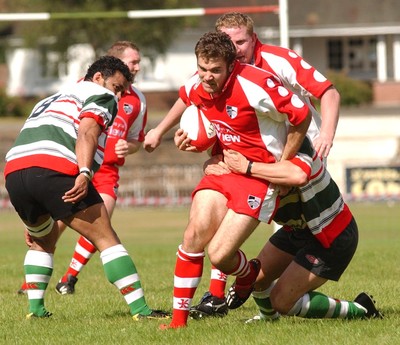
[327,37,377,79]
[328,40,343,70]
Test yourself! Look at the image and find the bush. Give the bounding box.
[326,71,373,106]
[0,88,37,117]
[0,88,24,117]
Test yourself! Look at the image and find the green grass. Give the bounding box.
[0,203,399,345]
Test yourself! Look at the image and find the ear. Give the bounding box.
[92,71,104,83]
[228,63,234,73]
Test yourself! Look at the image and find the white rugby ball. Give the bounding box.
[180,105,217,152]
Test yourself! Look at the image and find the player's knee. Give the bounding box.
[207,249,223,268]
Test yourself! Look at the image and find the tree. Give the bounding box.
[4,0,199,59]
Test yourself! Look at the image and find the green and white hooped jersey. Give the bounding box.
[273,138,353,248]
[4,81,118,177]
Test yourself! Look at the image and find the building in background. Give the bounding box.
[2,0,400,105]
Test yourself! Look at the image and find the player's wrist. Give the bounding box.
[246,161,253,175]
[79,167,93,181]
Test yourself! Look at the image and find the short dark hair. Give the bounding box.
[84,55,133,83]
[195,32,236,66]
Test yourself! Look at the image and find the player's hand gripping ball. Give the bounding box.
[180,105,217,152]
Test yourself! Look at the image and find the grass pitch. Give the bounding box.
[0,203,399,345]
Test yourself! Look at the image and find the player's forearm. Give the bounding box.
[249,160,308,186]
[281,111,311,161]
[155,97,187,135]
[319,86,340,142]
[76,118,101,170]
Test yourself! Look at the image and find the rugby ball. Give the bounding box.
[179,105,217,152]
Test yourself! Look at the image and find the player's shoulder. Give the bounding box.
[123,84,146,101]
[260,43,299,58]
[237,63,282,84]
[63,80,115,104]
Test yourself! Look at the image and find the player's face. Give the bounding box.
[219,26,256,64]
[93,71,129,99]
[197,56,231,94]
[120,48,141,81]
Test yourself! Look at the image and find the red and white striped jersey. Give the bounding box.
[179,61,310,164]
[103,84,147,167]
[253,38,333,141]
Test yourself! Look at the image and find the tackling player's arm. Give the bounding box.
[223,149,308,186]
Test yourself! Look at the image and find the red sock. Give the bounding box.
[61,236,96,282]
[208,265,227,299]
[225,250,251,282]
[168,245,204,328]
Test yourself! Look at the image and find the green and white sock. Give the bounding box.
[100,244,152,316]
[24,250,53,317]
[287,291,366,319]
[252,282,280,320]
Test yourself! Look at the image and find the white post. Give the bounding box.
[376,35,387,82]
[279,0,289,48]
[393,34,400,82]
[292,37,303,56]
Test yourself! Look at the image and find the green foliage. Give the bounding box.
[0,88,37,117]
[4,0,199,59]
[327,71,373,106]
[0,203,399,345]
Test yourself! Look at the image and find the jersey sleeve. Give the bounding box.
[260,46,333,99]
[240,71,310,127]
[80,93,118,130]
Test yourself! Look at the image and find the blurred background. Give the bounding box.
[0,0,399,208]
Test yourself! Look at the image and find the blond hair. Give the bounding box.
[215,12,255,36]
[107,41,140,59]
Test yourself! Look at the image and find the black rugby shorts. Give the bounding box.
[5,167,103,223]
[269,218,358,281]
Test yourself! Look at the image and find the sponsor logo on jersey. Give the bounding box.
[108,115,128,138]
[214,122,241,145]
[123,103,134,115]
[226,105,238,119]
[247,195,261,209]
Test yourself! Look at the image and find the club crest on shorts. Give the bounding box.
[305,254,320,266]
[226,105,238,119]
[247,195,261,209]
[123,103,134,115]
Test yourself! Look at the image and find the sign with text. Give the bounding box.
[345,166,400,200]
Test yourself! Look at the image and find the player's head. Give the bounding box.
[84,55,132,96]
[107,41,141,81]
[215,12,257,64]
[195,32,236,94]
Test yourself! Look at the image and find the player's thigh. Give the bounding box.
[208,209,259,265]
[272,261,327,306]
[100,193,117,218]
[63,202,120,251]
[255,241,294,290]
[182,189,227,252]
